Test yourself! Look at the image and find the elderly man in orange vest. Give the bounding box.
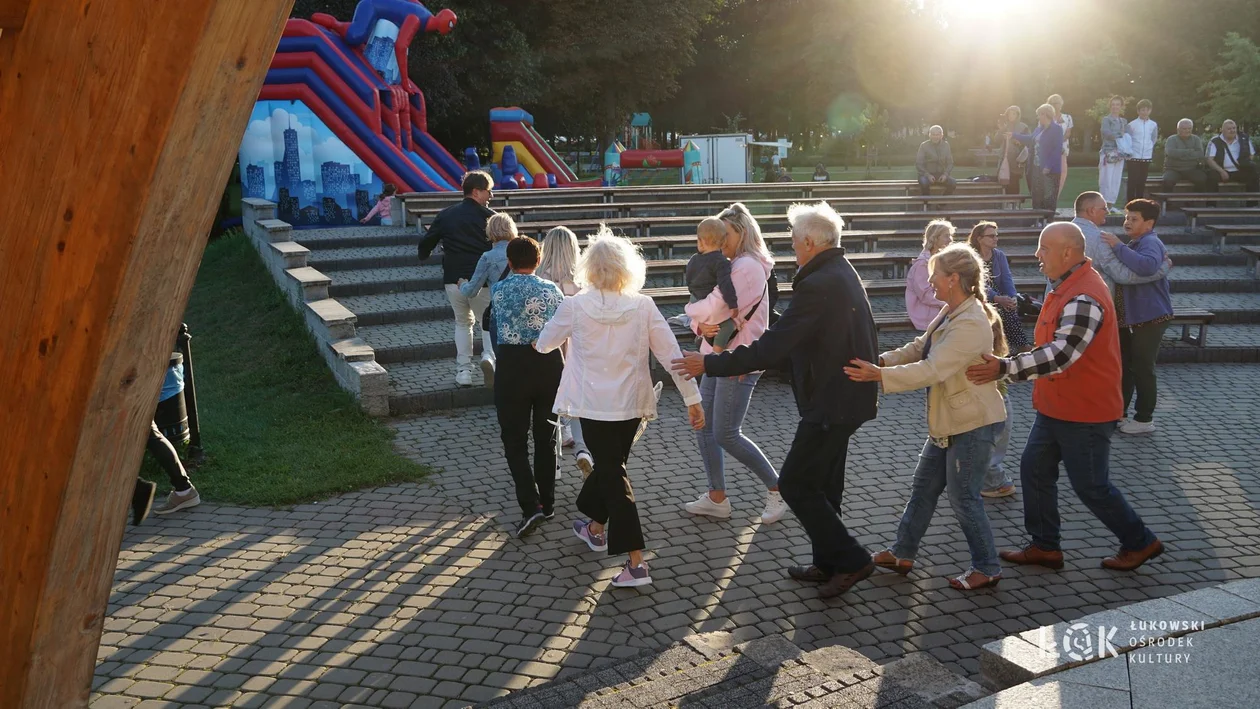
[967,222,1163,571]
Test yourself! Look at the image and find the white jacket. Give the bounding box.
[536,290,701,421]
[1126,118,1158,160]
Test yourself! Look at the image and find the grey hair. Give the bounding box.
[928,125,944,135]
[575,226,646,294]
[486,213,518,242]
[1036,103,1056,120]
[1177,118,1194,129]
[787,202,844,249]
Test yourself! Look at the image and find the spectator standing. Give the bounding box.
[1099,96,1128,213]
[916,126,957,196]
[845,244,1008,590]
[1125,99,1158,201]
[1048,95,1073,196]
[1101,199,1174,435]
[966,223,1163,573]
[682,204,786,525]
[537,226,589,473]
[1011,104,1064,214]
[490,237,565,538]
[672,202,880,599]
[997,106,1029,196]
[536,230,704,588]
[906,220,955,330]
[1161,119,1213,193]
[417,171,496,387]
[1206,119,1259,196]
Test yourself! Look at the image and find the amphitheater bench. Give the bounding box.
[1169,309,1214,346]
[644,276,1047,303]
[1151,192,1260,214]
[1204,224,1260,253]
[1243,245,1260,279]
[1179,206,1260,229]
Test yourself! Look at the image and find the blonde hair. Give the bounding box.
[538,226,580,285]
[921,219,955,253]
[786,201,845,248]
[929,243,1009,357]
[697,217,727,247]
[716,203,774,261]
[1005,105,1021,121]
[1047,94,1064,109]
[1036,103,1056,120]
[486,213,518,242]
[576,226,646,294]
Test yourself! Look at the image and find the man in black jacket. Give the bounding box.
[417,170,495,387]
[673,202,879,598]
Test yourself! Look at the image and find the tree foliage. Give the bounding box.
[1199,33,1260,128]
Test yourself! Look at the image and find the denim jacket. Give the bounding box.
[459,240,510,298]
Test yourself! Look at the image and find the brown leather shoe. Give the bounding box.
[1101,539,1164,571]
[999,545,1064,570]
[819,562,875,599]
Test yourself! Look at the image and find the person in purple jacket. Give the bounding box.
[1009,104,1064,215]
[1100,199,1173,435]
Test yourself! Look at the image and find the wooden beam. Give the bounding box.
[0,0,293,706]
[0,0,30,30]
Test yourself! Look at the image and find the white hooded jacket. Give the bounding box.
[535,289,701,421]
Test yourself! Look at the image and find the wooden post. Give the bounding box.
[0,1,293,706]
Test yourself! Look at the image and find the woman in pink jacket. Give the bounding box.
[682,203,787,524]
[905,219,955,330]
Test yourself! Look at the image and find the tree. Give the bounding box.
[1200,32,1260,129]
[858,102,890,171]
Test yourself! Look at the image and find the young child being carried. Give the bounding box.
[685,217,741,351]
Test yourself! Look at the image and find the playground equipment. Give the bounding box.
[239,0,467,225]
[677,133,754,184]
[603,139,702,187]
[485,107,601,189]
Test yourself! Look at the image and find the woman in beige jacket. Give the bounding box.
[845,243,1008,590]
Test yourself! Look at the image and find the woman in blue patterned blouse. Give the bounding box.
[490,236,566,539]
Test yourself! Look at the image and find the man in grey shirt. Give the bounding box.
[916,125,957,196]
[1070,191,1171,293]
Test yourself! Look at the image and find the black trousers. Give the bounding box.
[576,418,643,555]
[1125,160,1151,202]
[1221,165,1259,203]
[494,345,562,517]
[147,421,192,492]
[778,420,870,575]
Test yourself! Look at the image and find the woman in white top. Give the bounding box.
[536,229,705,588]
[1048,94,1072,196]
[537,226,589,471]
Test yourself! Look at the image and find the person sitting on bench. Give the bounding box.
[916,126,957,196]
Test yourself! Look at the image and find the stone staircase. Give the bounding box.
[240,197,1260,417]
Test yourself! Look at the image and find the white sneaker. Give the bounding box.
[1119,419,1156,435]
[684,493,732,519]
[575,451,593,479]
[153,487,200,515]
[760,490,789,524]
[480,358,495,388]
[667,314,692,329]
[455,367,473,387]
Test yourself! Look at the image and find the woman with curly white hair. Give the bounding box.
[536,228,705,588]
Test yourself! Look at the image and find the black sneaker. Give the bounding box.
[132,479,157,526]
[542,507,555,520]
[515,511,545,539]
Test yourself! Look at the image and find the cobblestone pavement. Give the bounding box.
[94,364,1260,708]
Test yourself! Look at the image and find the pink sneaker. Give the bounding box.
[610,562,652,588]
[572,520,608,552]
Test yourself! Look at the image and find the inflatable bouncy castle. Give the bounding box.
[238,0,465,225]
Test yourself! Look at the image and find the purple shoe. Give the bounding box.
[572,520,608,552]
[610,562,651,588]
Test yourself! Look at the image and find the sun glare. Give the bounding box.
[937,0,1036,28]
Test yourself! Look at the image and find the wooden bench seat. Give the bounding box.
[1179,206,1260,228]
[870,308,1214,346]
[1242,245,1260,279]
[1150,191,1260,213]
[405,193,1032,221]
[620,227,1044,257]
[645,276,1048,302]
[1203,224,1260,253]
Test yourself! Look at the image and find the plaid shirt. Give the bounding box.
[1001,264,1105,381]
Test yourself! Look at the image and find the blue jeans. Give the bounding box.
[695,374,778,492]
[1020,414,1156,552]
[983,394,1015,490]
[892,423,1002,576]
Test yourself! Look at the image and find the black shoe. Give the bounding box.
[788,564,829,583]
[542,507,555,520]
[132,480,157,526]
[515,511,545,539]
[819,562,876,599]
